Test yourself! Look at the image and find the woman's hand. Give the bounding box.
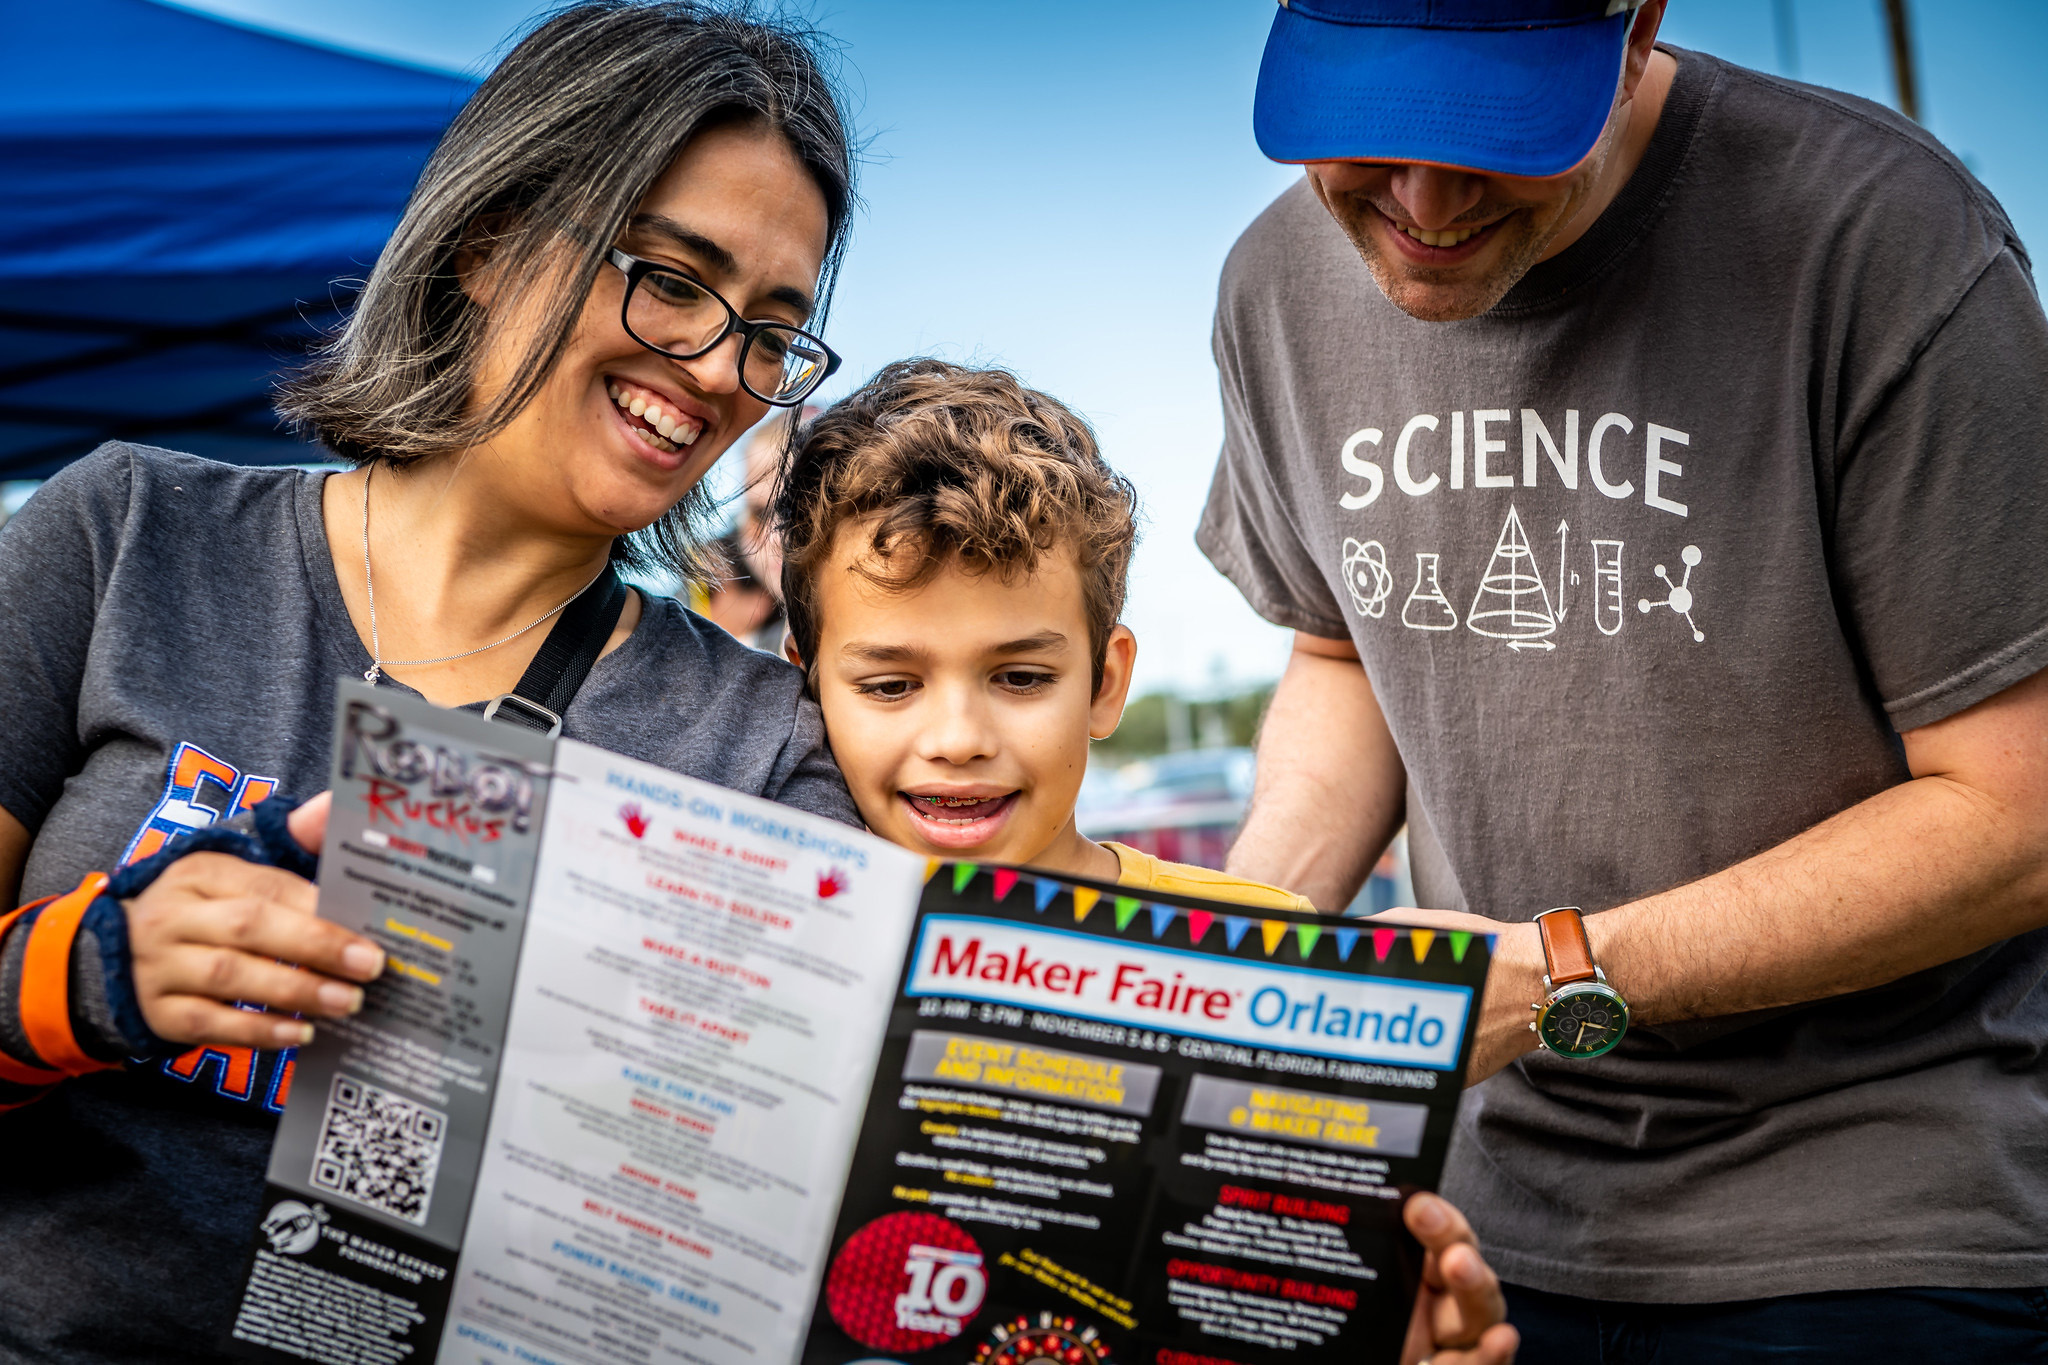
[126,793,385,1049]
[1400,1193,1518,1364]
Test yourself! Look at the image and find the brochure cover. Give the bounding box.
[224,684,1489,1365]
[804,868,1485,1365]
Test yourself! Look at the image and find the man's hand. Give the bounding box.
[126,793,386,1049]
[1369,909,1543,1085]
[1400,1193,1518,1364]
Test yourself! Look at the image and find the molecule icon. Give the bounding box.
[1638,545,1705,642]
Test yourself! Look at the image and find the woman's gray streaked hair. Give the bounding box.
[278,0,855,581]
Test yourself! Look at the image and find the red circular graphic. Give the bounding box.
[825,1212,987,1353]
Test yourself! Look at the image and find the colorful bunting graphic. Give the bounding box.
[933,873,1472,977]
[1485,934,1499,954]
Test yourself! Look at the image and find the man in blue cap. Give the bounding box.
[1202,0,2048,1357]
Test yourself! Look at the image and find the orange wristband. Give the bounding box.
[20,872,116,1076]
[0,898,65,1087]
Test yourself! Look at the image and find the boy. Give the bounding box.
[772,358,1312,911]
[770,360,1524,1365]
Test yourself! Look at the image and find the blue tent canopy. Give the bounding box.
[0,0,475,478]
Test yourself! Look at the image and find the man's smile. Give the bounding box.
[1374,204,1510,262]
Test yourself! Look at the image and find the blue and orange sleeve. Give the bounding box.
[0,897,68,1108]
[0,875,128,1110]
[0,796,318,1112]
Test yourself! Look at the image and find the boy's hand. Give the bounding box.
[1401,1193,1518,1365]
[126,792,386,1049]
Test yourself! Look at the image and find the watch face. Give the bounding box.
[1536,982,1628,1058]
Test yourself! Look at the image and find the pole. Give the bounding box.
[1772,0,1799,77]
[1883,0,1920,122]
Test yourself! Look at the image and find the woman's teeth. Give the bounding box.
[1402,223,1484,248]
[608,383,702,452]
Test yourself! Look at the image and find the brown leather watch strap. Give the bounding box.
[1534,907,1597,985]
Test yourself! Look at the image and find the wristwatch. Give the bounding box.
[1528,907,1629,1058]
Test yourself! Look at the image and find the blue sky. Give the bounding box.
[172,0,2048,695]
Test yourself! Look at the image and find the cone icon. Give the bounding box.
[1467,505,1557,646]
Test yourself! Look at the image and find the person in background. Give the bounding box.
[774,358,1521,1365]
[1200,0,2048,1358]
[698,404,812,650]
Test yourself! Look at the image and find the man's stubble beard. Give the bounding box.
[1324,193,1557,323]
[1316,98,1626,324]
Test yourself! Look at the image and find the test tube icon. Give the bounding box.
[1593,539,1624,636]
[1402,552,1458,631]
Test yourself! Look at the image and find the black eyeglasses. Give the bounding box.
[607,247,840,407]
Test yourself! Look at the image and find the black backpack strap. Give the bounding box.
[482,565,628,737]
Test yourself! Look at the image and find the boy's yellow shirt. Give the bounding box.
[1102,841,1316,913]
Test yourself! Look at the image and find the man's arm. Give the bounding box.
[1396,663,2048,1083]
[1228,633,1405,912]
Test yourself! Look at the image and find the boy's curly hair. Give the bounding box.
[773,358,1140,694]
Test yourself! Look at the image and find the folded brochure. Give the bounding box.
[225,680,1490,1365]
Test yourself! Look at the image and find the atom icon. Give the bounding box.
[1341,538,1393,619]
[1638,545,1705,642]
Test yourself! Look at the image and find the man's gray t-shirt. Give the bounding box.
[0,443,859,1362]
[1199,50,2048,1302]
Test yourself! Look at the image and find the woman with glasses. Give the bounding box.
[0,4,856,1357]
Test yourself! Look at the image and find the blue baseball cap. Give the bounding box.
[1254,0,1645,178]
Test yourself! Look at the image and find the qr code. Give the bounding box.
[309,1074,447,1225]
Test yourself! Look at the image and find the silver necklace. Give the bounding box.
[359,464,609,685]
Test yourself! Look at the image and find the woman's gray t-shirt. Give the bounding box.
[0,442,859,1362]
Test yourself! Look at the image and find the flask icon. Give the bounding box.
[1401,552,1458,631]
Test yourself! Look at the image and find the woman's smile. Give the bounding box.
[602,373,715,475]
[605,375,705,453]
